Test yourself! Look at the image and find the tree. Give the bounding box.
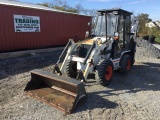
[38,1,96,16]
[38,0,78,13]
[74,3,97,16]
[37,2,53,7]
[137,13,152,34]
[75,3,83,14]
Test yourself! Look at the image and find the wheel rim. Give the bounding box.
[105,66,113,81]
[127,59,131,71]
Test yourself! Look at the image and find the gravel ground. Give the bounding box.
[0,42,160,120]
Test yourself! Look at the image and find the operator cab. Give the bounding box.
[93,9,133,58]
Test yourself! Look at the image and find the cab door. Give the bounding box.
[112,15,124,59]
[118,15,131,52]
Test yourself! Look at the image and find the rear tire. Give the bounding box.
[118,54,131,74]
[95,59,114,86]
[66,61,77,78]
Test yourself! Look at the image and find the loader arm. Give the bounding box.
[71,41,97,81]
[53,39,76,75]
[60,40,76,74]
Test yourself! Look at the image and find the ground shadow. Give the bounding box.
[0,50,63,80]
[86,62,160,92]
[75,62,160,112]
[109,62,160,92]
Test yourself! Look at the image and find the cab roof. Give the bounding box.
[97,9,133,16]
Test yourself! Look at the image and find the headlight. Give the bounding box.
[114,32,119,37]
[85,31,89,38]
[86,31,89,35]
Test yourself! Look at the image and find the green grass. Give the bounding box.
[155,37,160,43]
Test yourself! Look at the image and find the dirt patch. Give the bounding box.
[0,44,160,120]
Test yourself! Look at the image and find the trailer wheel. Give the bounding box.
[66,61,77,78]
[118,54,131,74]
[95,59,113,86]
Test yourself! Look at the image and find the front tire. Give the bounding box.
[118,54,132,74]
[66,61,77,78]
[95,59,114,86]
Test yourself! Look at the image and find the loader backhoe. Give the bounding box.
[24,9,138,114]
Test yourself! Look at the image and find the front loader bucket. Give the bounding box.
[24,69,86,114]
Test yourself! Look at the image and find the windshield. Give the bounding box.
[107,14,118,36]
[93,14,119,36]
[94,15,106,36]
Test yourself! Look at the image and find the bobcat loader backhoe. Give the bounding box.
[24,9,138,114]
